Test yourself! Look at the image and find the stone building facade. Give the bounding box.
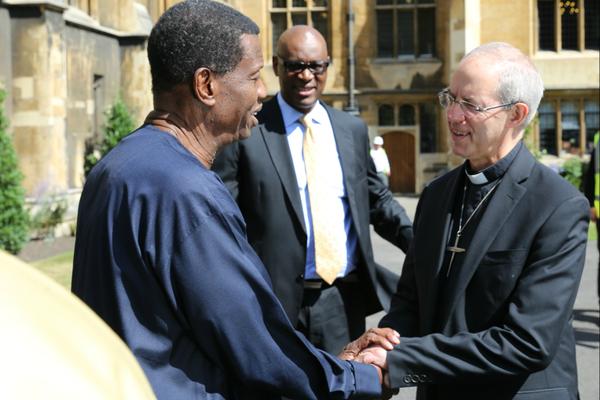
[0,0,598,202]
[232,0,599,193]
[0,0,159,207]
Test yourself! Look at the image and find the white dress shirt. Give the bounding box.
[276,93,358,280]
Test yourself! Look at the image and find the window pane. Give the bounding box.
[379,105,395,126]
[397,10,415,56]
[417,0,435,3]
[377,10,394,57]
[561,101,580,129]
[419,103,437,153]
[271,13,287,54]
[292,0,306,7]
[312,12,329,45]
[539,102,557,155]
[376,0,394,5]
[399,104,415,125]
[585,100,599,149]
[397,0,413,4]
[561,101,580,154]
[561,1,579,50]
[292,12,307,25]
[417,8,435,56]
[538,0,556,51]
[313,0,328,7]
[272,0,286,7]
[585,0,599,49]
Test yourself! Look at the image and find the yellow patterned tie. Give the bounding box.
[300,115,345,284]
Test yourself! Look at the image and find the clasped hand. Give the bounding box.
[338,327,400,396]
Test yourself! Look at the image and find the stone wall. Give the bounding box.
[0,7,12,112]
[0,1,152,199]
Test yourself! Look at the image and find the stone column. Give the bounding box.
[11,8,68,196]
[120,39,153,125]
[448,0,480,77]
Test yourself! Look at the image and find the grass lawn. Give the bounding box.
[32,250,73,290]
[29,222,598,291]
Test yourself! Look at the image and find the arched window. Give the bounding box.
[378,104,394,126]
[398,104,415,125]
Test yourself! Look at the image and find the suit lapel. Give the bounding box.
[419,168,461,332]
[326,105,361,234]
[440,146,535,324]
[259,99,306,233]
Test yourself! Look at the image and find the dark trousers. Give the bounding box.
[296,278,366,355]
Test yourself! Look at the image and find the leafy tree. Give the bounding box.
[0,88,29,254]
[84,96,135,176]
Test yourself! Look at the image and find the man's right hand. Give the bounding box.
[356,345,389,370]
[359,347,399,398]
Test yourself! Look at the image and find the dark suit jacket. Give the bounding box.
[214,97,413,323]
[380,145,589,400]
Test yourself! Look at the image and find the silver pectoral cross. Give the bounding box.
[446,231,466,277]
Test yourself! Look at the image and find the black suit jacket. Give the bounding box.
[214,97,413,323]
[380,146,589,400]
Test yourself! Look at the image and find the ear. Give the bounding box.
[510,102,529,128]
[193,67,217,106]
[272,56,280,77]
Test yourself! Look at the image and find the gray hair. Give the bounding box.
[463,42,544,127]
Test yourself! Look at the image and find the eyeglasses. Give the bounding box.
[438,88,517,115]
[277,57,330,75]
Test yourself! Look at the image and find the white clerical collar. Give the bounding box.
[463,142,524,185]
[465,170,488,184]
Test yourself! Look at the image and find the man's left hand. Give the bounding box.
[338,328,400,361]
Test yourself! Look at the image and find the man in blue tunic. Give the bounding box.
[71,1,398,399]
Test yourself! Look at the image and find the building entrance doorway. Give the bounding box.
[382,131,415,194]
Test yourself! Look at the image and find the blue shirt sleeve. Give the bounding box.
[170,209,382,399]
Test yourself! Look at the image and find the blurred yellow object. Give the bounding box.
[0,250,155,400]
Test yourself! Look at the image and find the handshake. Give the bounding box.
[338,328,400,398]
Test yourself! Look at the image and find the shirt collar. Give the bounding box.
[464,141,523,185]
[276,93,327,130]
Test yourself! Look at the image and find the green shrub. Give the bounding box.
[523,116,542,160]
[0,88,29,254]
[84,96,135,176]
[560,157,584,190]
[29,195,68,240]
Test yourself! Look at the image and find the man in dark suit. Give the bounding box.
[213,25,413,354]
[357,42,589,399]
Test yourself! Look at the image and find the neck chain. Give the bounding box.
[446,179,502,277]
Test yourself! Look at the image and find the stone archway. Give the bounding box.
[382,131,415,194]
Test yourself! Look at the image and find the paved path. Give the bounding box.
[368,197,600,400]
[17,236,75,262]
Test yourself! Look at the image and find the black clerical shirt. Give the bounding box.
[435,142,524,330]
